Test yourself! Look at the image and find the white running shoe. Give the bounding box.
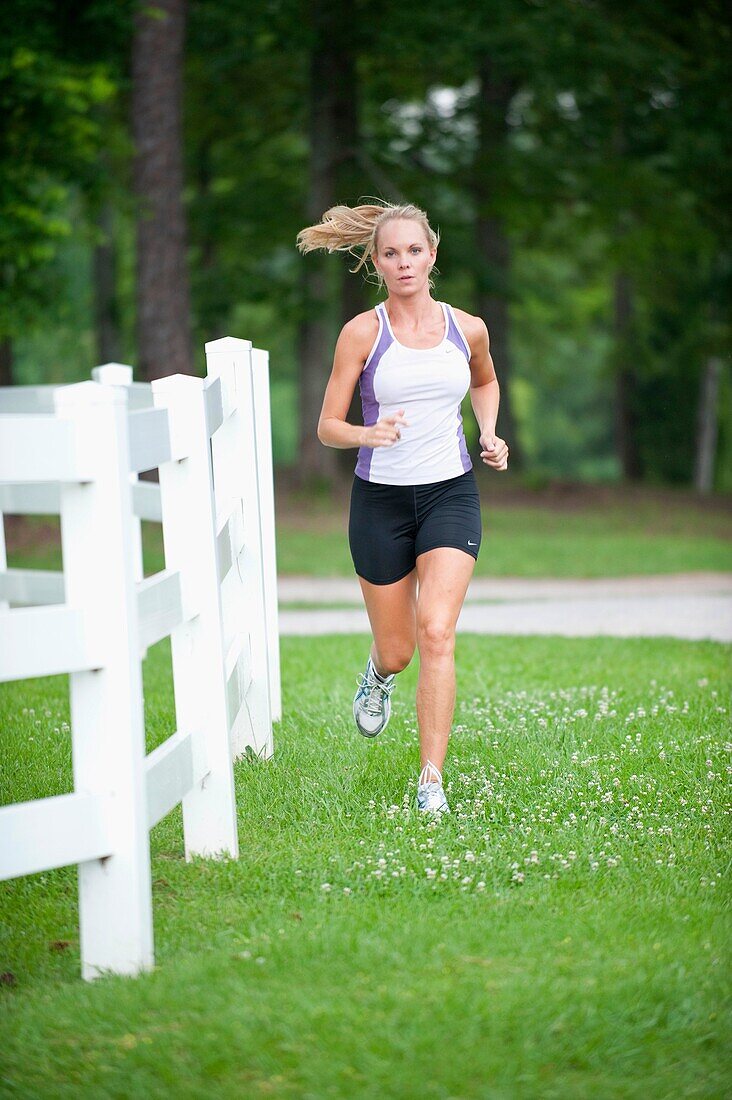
[417,760,450,814]
[353,655,397,738]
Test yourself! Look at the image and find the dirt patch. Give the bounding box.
[4,515,61,555]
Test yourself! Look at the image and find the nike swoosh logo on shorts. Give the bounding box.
[468,540,477,546]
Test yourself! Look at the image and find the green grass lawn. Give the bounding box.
[1,634,729,1097]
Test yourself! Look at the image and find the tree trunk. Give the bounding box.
[694,355,722,493]
[131,0,193,381]
[473,54,522,467]
[613,270,642,480]
[93,202,122,365]
[296,0,358,486]
[0,338,13,387]
[336,34,369,478]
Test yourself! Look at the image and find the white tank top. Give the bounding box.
[355,300,473,485]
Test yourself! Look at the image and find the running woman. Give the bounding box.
[296,200,508,814]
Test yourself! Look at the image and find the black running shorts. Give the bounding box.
[348,468,482,585]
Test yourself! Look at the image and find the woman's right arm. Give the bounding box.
[317,314,408,450]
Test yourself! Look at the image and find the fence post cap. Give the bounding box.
[151,373,204,396]
[54,380,128,409]
[205,337,252,354]
[92,364,135,385]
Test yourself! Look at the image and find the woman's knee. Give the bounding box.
[376,643,416,674]
[416,618,455,656]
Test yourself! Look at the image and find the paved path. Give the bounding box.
[278,572,732,642]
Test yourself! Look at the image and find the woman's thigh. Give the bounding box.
[358,569,418,669]
[415,546,476,649]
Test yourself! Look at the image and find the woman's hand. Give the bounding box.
[479,431,509,470]
[362,409,409,448]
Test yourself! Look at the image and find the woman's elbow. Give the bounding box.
[317,419,330,446]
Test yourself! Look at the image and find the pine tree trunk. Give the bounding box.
[694,355,722,493]
[336,37,369,479]
[131,0,193,381]
[0,338,13,387]
[473,54,521,467]
[296,0,358,485]
[93,202,122,365]
[613,270,642,480]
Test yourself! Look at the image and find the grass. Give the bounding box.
[278,504,732,578]
[1,633,730,1097]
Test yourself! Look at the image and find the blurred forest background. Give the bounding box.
[1,0,730,492]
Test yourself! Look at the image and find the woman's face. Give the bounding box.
[372,219,436,295]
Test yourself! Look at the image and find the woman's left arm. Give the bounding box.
[461,314,509,471]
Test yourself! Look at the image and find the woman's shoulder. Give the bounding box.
[448,304,486,337]
[446,303,489,354]
[338,307,381,352]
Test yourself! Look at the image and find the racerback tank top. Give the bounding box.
[354,300,473,485]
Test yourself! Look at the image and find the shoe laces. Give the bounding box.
[418,760,443,788]
[418,761,448,812]
[355,668,396,717]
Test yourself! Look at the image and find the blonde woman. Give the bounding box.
[296,200,508,814]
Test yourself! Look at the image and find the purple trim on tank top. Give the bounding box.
[456,408,472,472]
[355,303,394,480]
[445,303,471,361]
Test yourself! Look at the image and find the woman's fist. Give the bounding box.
[480,432,509,470]
[363,409,409,448]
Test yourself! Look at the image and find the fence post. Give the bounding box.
[54,380,153,980]
[91,364,145,588]
[0,504,7,614]
[205,338,274,758]
[251,347,281,724]
[151,373,239,859]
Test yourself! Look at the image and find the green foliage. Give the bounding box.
[3,0,730,486]
[0,41,117,337]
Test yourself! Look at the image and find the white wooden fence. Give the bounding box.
[0,337,281,980]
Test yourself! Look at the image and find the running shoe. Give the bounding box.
[353,655,396,738]
[417,760,451,814]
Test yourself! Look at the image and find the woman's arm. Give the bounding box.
[316,314,374,449]
[456,312,499,436]
[317,312,407,451]
[456,309,508,470]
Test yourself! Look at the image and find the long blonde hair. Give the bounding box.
[295,198,440,290]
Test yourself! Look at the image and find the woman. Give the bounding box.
[296,200,508,814]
